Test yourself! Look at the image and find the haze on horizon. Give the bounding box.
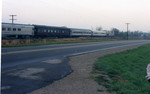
[2,0,150,32]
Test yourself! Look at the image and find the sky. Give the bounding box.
[2,0,150,32]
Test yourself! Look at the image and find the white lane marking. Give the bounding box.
[69,42,150,56]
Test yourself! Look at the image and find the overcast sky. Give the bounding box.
[2,0,150,32]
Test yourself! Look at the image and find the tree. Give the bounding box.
[111,28,120,37]
[96,27,103,31]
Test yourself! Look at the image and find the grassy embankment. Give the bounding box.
[93,44,150,94]
[2,37,118,47]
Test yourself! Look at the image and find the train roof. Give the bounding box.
[70,28,92,30]
[2,23,68,29]
[93,30,106,33]
[2,22,34,27]
[33,25,69,29]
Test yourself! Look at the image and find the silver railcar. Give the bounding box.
[70,28,92,37]
[92,31,107,37]
[2,23,34,38]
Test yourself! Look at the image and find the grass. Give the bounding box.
[2,37,118,47]
[2,40,103,47]
[93,44,150,94]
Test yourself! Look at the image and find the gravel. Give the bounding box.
[28,44,146,94]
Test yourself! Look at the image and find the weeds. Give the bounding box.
[2,37,118,47]
[93,44,150,94]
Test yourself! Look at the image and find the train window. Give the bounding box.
[38,29,41,32]
[8,28,11,31]
[48,30,50,32]
[54,30,57,33]
[44,29,46,32]
[62,31,64,33]
[18,28,21,31]
[13,28,16,31]
[51,30,53,32]
[2,28,6,31]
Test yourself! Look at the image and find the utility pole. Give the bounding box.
[125,23,130,40]
[9,15,17,24]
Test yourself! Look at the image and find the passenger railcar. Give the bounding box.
[2,23,34,38]
[2,22,113,38]
[34,25,71,38]
[70,28,92,37]
[92,31,107,37]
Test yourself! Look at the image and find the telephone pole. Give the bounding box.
[125,23,130,40]
[9,15,17,24]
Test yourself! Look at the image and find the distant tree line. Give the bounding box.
[95,26,150,39]
[110,28,150,39]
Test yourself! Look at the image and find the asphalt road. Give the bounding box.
[1,40,150,94]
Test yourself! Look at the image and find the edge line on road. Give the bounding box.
[2,41,131,55]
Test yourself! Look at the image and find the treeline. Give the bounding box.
[96,27,150,39]
[110,28,150,39]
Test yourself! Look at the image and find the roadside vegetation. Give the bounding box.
[2,37,118,47]
[93,44,150,94]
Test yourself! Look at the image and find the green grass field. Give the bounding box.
[93,44,150,94]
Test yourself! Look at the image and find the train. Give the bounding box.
[2,23,113,38]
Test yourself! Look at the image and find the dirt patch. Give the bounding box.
[28,44,146,94]
[42,59,62,64]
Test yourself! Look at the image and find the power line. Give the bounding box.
[125,23,130,40]
[9,15,17,24]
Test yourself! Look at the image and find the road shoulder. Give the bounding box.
[28,43,146,94]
